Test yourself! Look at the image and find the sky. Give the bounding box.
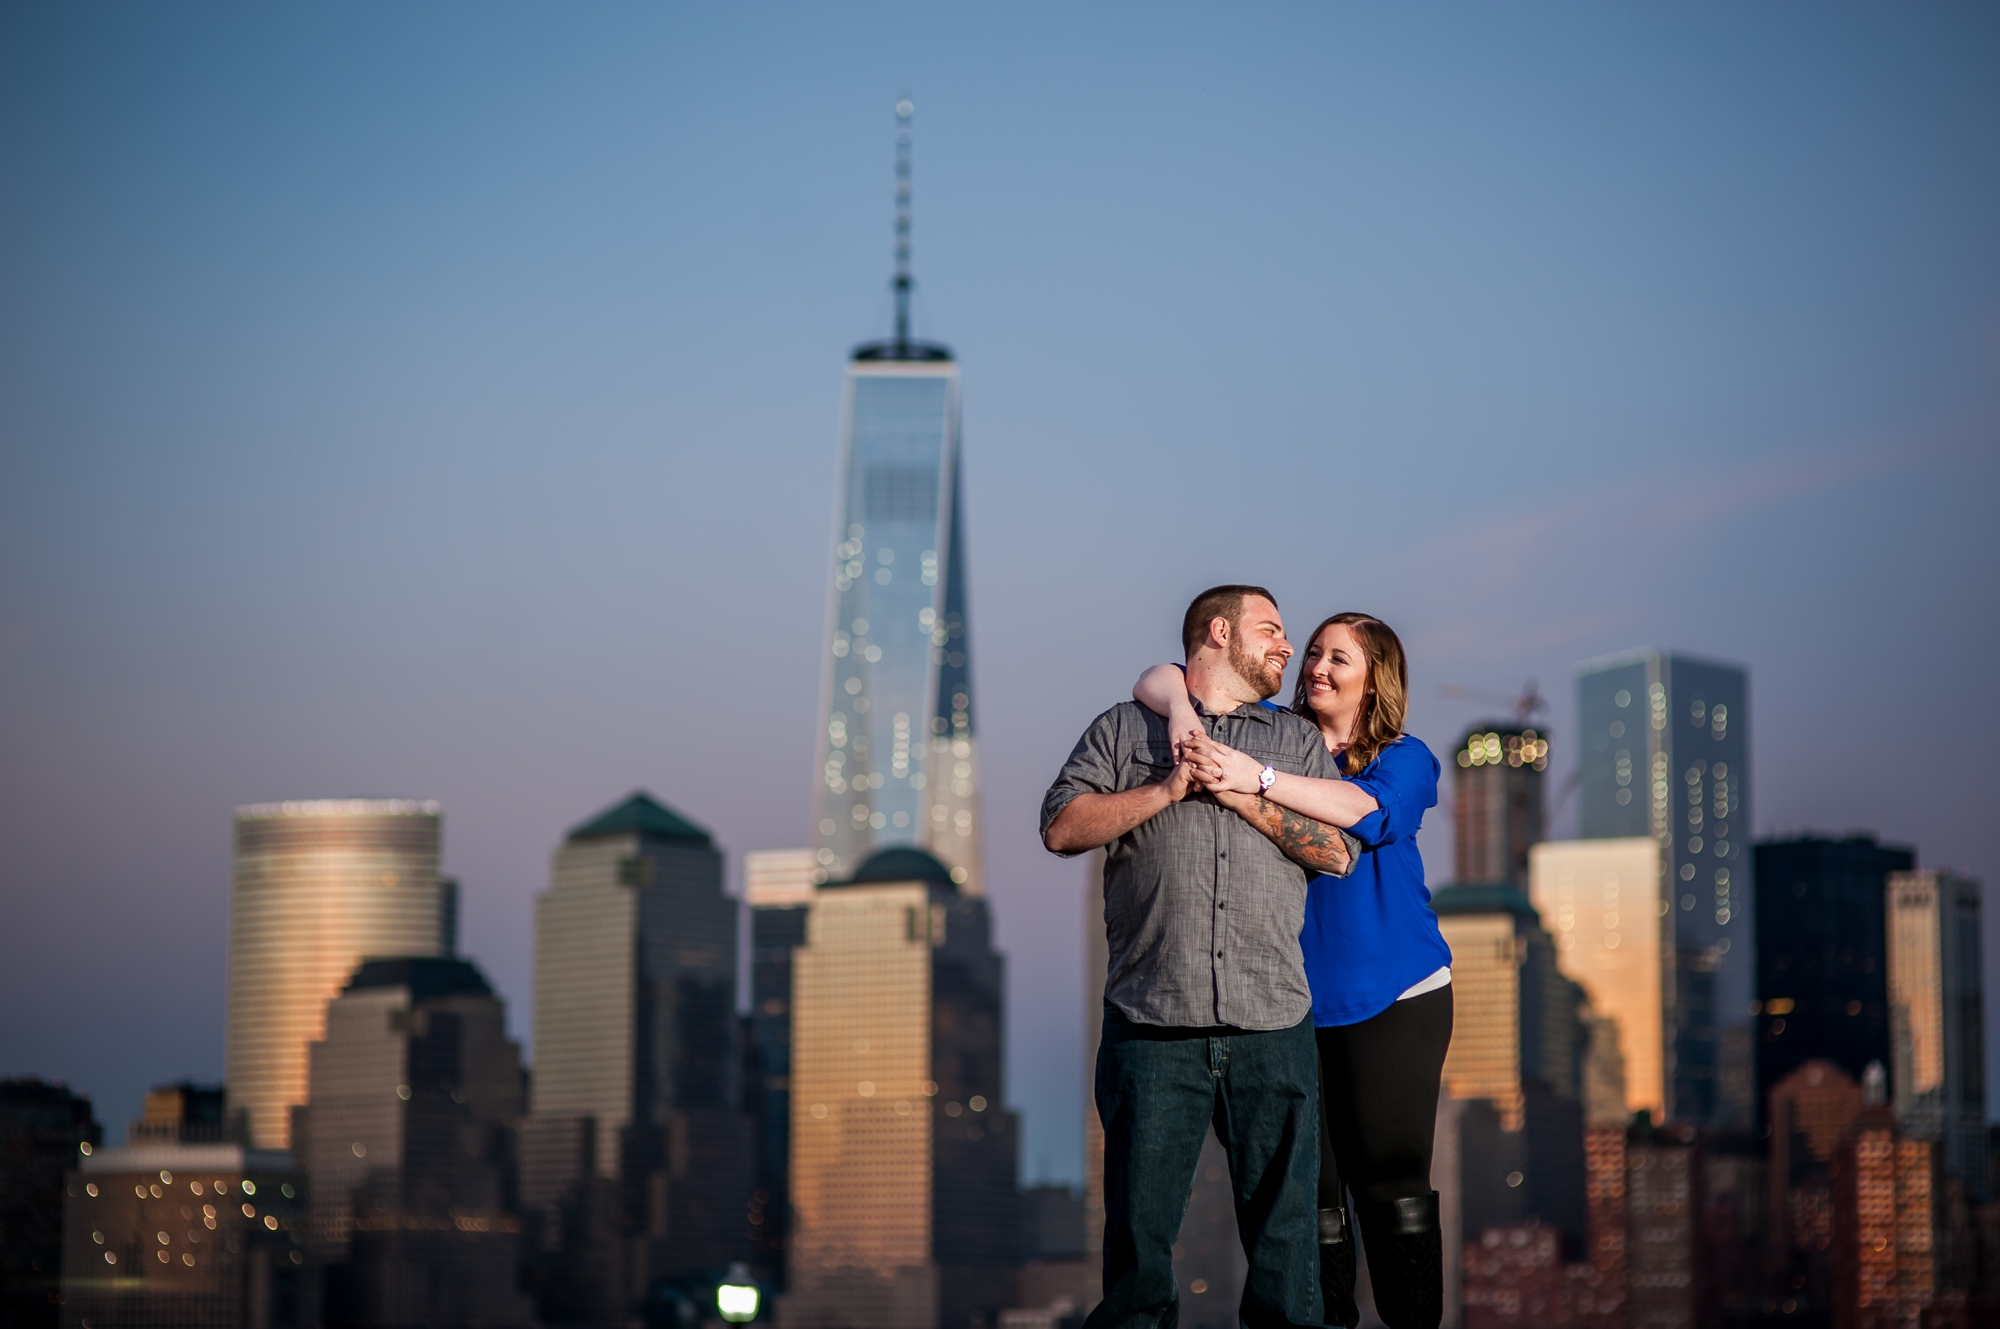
[2,3,1996,1187]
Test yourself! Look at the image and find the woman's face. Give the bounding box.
[1302,623,1370,727]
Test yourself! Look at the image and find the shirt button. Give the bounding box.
[1215,951,1223,958]
[1218,851,1226,859]
[1217,902,1226,909]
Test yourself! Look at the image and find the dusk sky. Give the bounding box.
[3,3,1996,1185]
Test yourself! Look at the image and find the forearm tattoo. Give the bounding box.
[1246,796,1358,877]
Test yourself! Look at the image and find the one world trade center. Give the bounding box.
[810,101,982,896]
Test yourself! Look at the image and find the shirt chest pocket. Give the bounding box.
[1126,743,1175,787]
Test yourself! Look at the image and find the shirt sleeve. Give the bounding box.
[1039,707,1125,853]
[1341,737,1440,849]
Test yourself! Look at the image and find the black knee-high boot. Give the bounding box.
[1356,1193,1442,1329]
[1318,1204,1359,1328]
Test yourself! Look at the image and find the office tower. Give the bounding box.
[1452,724,1550,889]
[1460,1222,1566,1327]
[811,101,982,898]
[226,799,451,1149]
[523,791,748,1322]
[61,1139,302,1329]
[745,848,817,1278]
[1432,884,1590,1241]
[1887,870,1988,1198]
[1578,650,1753,1129]
[1767,1060,1864,1321]
[1754,835,1912,1132]
[1581,1126,1630,1328]
[1530,838,1668,1124]
[1832,1105,1947,1329]
[1,1080,100,1329]
[784,848,1018,1329]
[126,1083,231,1145]
[296,956,532,1328]
[1624,1123,1701,1329]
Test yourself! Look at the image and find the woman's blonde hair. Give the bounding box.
[1290,612,1408,775]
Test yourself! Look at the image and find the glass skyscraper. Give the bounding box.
[1576,650,1753,1129]
[810,103,981,897]
[224,799,452,1149]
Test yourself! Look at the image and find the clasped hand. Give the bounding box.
[1175,731,1267,798]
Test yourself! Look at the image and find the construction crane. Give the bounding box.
[1438,679,1548,725]
[1438,678,1581,826]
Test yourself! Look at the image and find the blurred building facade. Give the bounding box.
[522,791,749,1325]
[744,848,818,1281]
[225,799,453,1150]
[1452,725,1550,890]
[1753,836,1912,1133]
[1886,869,1988,1200]
[1531,838,1668,1125]
[1432,883,1592,1242]
[1577,651,1753,1130]
[296,956,533,1329]
[126,1084,232,1147]
[2,1080,101,1329]
[60,1142,302,1329]
[782,848,1017,1329]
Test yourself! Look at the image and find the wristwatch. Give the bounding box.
[1258,765,1278,794]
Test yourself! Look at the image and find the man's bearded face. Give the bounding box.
[1229,627,1285,701]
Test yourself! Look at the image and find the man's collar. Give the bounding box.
[1193,698,1278,724]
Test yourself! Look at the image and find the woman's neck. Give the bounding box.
[1318,708,1358,756]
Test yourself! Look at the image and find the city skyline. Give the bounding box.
[2,4,1996,1191]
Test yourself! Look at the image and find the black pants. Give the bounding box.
[1315,984,1453,1210]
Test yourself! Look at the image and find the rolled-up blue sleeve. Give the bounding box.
[1342,738,1439,848]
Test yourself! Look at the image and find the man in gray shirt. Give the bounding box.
[1043,585,1358,1329]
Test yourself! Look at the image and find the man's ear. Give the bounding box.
[1205,616,1231,651]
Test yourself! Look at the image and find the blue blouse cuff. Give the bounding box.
[1348,805,1391,847]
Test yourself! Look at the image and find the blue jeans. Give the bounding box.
[1088,1006,1322,1329]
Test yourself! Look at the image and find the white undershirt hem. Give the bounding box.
[1396,966,1452,1001]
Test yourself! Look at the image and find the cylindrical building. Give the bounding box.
[224,799,448,1149]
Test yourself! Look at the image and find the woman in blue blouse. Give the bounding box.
[1135,613,1449,1329]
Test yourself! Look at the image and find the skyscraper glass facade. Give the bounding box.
[1577,650,1753,1128]
[1887,869,1988,1199]
[225,799,449,1149]
[812,360,981,895]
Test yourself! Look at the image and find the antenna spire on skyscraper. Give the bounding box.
[894,97,913,353]
[853,96,950,363]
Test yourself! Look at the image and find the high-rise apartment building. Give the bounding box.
[745,848,817,1279]
[783,848,1017,1329]
[126,1083,231,1145]
[1530,837,1669,1124]
[1452,725,1550,890]
[225,799,452,1149]
[1577,650,1753,1129]
[1624,1123,1702,1329]
[522,791,749,1322]
[1433,884,1590,1243]
[1753,835,1912,1131]
[1832,1106,1947,1329]
[1887,869,1988,1198]
[1767,1059,1865,1320]
[61,1140,302,1329]
[2,1080,100,1329]
[811,101,981,897]
[297,956,533,1328]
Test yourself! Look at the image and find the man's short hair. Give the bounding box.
[1181,585,1278,658]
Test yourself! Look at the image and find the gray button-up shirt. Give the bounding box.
[1041,700,1358,1031]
